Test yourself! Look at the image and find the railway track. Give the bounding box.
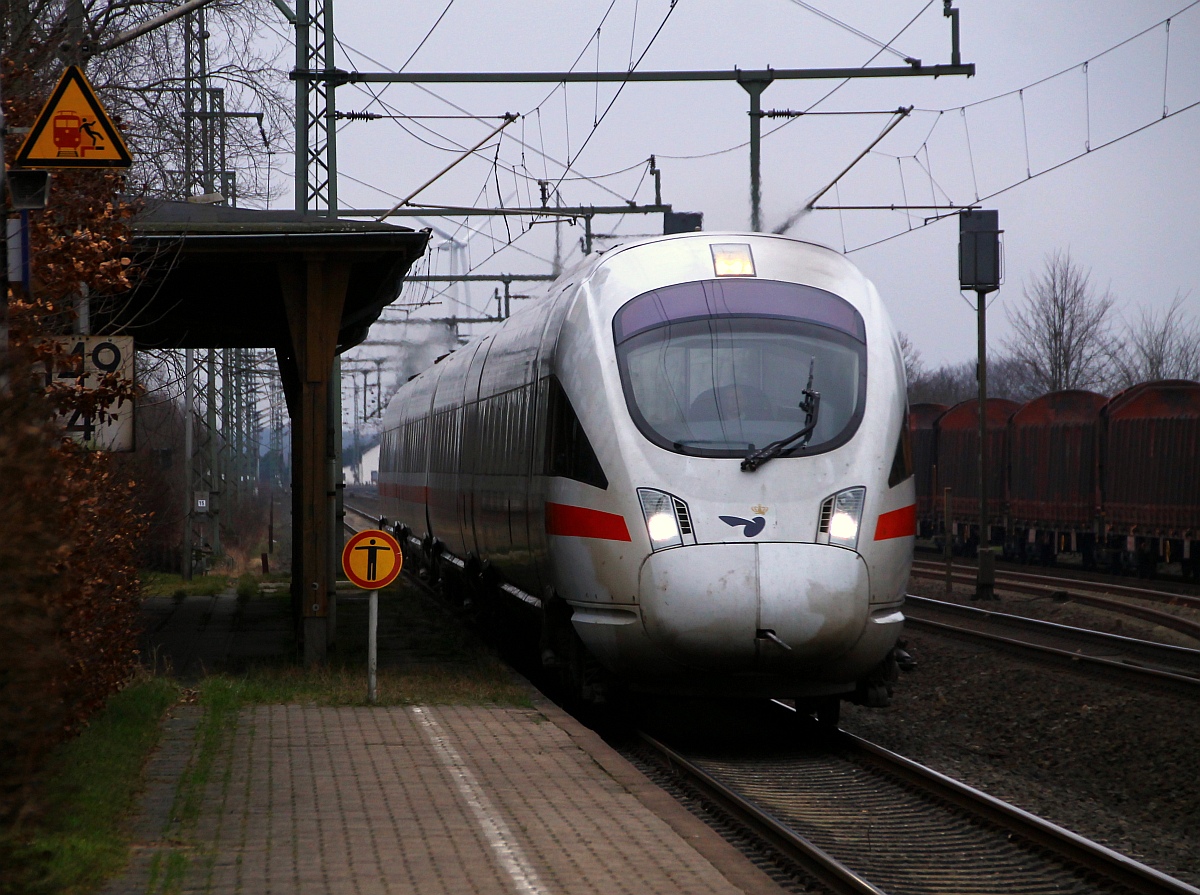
[911,559,1200,641]
[345,501,1196,891]
[630,708,1200,895]
[904,594,1200,693]
[342,502,382,534]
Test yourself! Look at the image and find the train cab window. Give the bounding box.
[545,376,608,488]
[613,279,867,459]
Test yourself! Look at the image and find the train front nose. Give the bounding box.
[638,543,870,670]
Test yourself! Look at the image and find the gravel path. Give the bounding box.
[840,578,1200,888]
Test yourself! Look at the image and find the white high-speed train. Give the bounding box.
[380,232,915,718]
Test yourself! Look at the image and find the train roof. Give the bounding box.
[1010,390,1107,426]
[1102,379,1200,420]
[937,398,1022,430]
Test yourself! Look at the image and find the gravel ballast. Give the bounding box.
[840,577,1200,888]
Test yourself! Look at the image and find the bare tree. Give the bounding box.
[1003,251,1116,394]
[2,0,291,205]
[1109,292,1200,388]
[897,331,924,389]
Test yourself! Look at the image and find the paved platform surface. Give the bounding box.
[139,592,293,680]
[108,699,785,895]
[112,593,785,894]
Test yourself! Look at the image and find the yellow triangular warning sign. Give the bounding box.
[15,65,132,168]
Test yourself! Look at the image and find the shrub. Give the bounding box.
[235,573,259,602]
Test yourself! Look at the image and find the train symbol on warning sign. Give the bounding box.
[341,530,403,590]
[52,111,106,158]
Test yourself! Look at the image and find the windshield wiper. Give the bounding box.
[741,359,820,472]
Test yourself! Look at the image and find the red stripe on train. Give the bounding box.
[874,504,917,541]
[545,502,632,541]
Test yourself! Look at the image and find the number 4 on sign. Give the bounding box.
[65,408,96,441]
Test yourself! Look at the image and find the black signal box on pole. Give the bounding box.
[959,209,1002,293]
[664,211,703,234]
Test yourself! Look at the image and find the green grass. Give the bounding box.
[200,659,532,708]
[139,571,228,598]
[234,572,259,601]
[2,677,180,895]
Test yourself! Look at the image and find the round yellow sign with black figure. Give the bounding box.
[342,529,403,589]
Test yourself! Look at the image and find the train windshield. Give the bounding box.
[613,279,867,458]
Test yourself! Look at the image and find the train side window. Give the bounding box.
[544,376,608,489]
[888,405,914,488]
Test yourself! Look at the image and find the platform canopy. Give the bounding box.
[104,200,429,350]
[109,200,430,665]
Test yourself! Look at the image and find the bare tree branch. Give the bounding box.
[1109,291,1200,388]
[1002,250,1116,394]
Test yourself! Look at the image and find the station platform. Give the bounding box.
[110,590,786,895]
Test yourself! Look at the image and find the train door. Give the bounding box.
[427,346,480,557]
[461,337,492,560]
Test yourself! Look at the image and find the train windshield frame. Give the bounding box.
[613,279,868,459]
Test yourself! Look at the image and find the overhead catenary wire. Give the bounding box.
[782,0,919,64]
[329,7,652,205]
[834,1,1200,251]
[398,0,459,73]
[655,0,936,163]
[307,6,657,261]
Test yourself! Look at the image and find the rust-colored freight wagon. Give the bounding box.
[1100,381,1200,575]
[909,403,947,531]
[1008,390,1106,529]
[935,398,1020,540]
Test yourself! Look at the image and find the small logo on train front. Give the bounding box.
[720,515,766,537]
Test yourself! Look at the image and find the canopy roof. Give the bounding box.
[103,200,429,350]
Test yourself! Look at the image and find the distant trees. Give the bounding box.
[1109,292,1200,388]
[1002,251,1117,394]
[907,356,1040,406]
[907,252,1198,406]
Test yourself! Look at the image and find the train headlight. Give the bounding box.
[638,488,694,551]
[819,486,866,550]
[710,243,756,277]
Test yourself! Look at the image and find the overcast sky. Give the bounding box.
[280,1,1200,372]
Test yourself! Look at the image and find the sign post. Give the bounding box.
[340,529,402,704]
[959,210,1003,600]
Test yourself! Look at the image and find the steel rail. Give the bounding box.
[637,732,888,895]
[906,594,1200,676]
[904,614,1200,691]
[837,728,1200,895]
[645,707,1200,895]
[342,503,381,536]
[912,559,1200,610]
[911,562,1200,640]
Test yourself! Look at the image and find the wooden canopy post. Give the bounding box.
[280,256,350,665]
